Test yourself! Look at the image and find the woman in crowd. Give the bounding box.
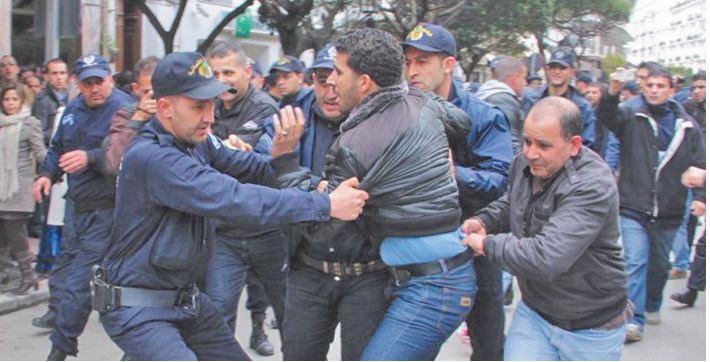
[0,84,46,294]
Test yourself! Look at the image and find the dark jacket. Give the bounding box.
[476,79,523,154]
[522,85,596,149]
[597,94,706,219]
[103,120,331,290]
[273,83,470,245]
[683,99,705,133]
[103,105,145,176]
[479,148,627,329]
[212,85,278,146]
[450,81,513,217]
[39,88,134,212]
[31,86,67,145]
[259,90,377,262]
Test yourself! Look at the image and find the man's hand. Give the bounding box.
[33,176,52,203]
[462,232,486,256]
[271,106,305,158]
[328,177,369,221]
[131,90,157,121]
[691,201,706,217]
[461,217,487,236]
[316,180,328,192]
[223,134,253,152]
[59,150,89,173]
[682,166,706,188]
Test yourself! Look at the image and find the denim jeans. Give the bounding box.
[245,273,270,317]
[620,216,680,327]
[204,230,287,332]
[282,263,390,360]
[50,207,114,356]
[467,254,504,360]
[504,302,625,360]
[672,191,693,271]
[101,292,250,360]
[361,260,477,360]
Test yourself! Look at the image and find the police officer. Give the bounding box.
[256,44,391,360]
[402,23,513,360]
[205,41,282,356]
[269,55,308,107]
[96,52,368,360]
[32,54,135,360]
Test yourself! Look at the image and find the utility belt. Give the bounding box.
[391,249,472,286]
[297,251,387,277]
[91,265,199,313]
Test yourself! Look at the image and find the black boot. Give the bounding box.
[12,250,38,295]
[47,344,67,361]
[0,247,10,286]
[32,310,56,329]
[671,288,698,307]
[249,314,274,356]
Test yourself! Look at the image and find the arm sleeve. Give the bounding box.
[206,134,278,187]
[596,93,623,136]
[27,117,47,165]
[104,107,141,176]
[580,101,597,148]
[38,115,65,182]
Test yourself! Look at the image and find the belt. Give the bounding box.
[91,265,199,312]
[297,251,387,277]
[391,249,472,286]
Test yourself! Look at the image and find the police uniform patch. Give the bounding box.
[277,56,291,65]
[554,50,565,60]
[62,113,75,126]
[407,24,434,41]
[82,55,97,66]
[188,57,213,79]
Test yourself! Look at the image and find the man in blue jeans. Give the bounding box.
[463,97,629,360]
[598,67,706,342]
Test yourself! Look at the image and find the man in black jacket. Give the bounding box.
[271,28,475,360]
[463,97,628,360]
[598,67,706,343]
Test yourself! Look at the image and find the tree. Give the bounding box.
[600,53,626,75]
[258,0,315,56]
[296,0,352,55]
[127,0,254,55]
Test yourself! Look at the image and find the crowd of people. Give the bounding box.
[0,21,705,361]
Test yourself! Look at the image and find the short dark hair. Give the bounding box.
[335,28,403,87]
[647,68,673,87]
[133,56,161,78]
[206,41,248,66]
[44,58,67,73]
[528,96,582,140]
[692,71,706,82]
[492,56,526,82]
[638,61,664,72]
[587,82,606,93]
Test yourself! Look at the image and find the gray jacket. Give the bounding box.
[477,80,523,154]
[0,116,46,213]
[478,147,627,329]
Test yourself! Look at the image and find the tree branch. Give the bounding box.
[197,0,256,54]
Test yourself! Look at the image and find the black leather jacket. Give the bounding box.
[273,83,470,246]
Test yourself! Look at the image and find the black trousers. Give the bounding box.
[281,262,390,360]
[688,234,705,291]
[466,254,505,361]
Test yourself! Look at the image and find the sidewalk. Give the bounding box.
[0,237,50,316]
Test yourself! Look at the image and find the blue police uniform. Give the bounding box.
[97,52,334,360]
[40,54,134,358]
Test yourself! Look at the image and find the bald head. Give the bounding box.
[527,96,582,140]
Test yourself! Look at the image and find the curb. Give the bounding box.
[0,279,50,316]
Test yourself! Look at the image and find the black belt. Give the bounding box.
[297,251,387,277]
[391,249,472,286]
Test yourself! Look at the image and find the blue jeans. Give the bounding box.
[505,302,625,360]
[50,207,114,356]
[361,260,477,360]
[204,230,287,331]
[100,292,249,360]
[671,191,693,271]
[620,216,680,327]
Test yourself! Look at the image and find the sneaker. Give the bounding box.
[625,324,643,343]
[646,312,661,325]
[668,269,688,280]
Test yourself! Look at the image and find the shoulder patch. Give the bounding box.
[242,120,259,130]
[61,113,75,126]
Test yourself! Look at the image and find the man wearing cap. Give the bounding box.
[255,43,390,360]
[402,22,512,360]
[204,41,282,356]
[32,54,134,360]
[250,59,266,90]
[269,55,308,107]
[95,52,368,360]
[522,47,597,151]
[575,73,593,95]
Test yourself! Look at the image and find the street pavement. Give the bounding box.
[0,277,704,360]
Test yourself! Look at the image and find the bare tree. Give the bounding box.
[258,0,315,55]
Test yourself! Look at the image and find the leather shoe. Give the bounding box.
[46,344,67,361]
[32,310,56,329]
[671,288,698,307]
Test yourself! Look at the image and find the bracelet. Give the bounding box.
[136,107,155,116]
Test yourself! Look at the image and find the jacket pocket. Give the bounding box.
[149,211,201,271]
